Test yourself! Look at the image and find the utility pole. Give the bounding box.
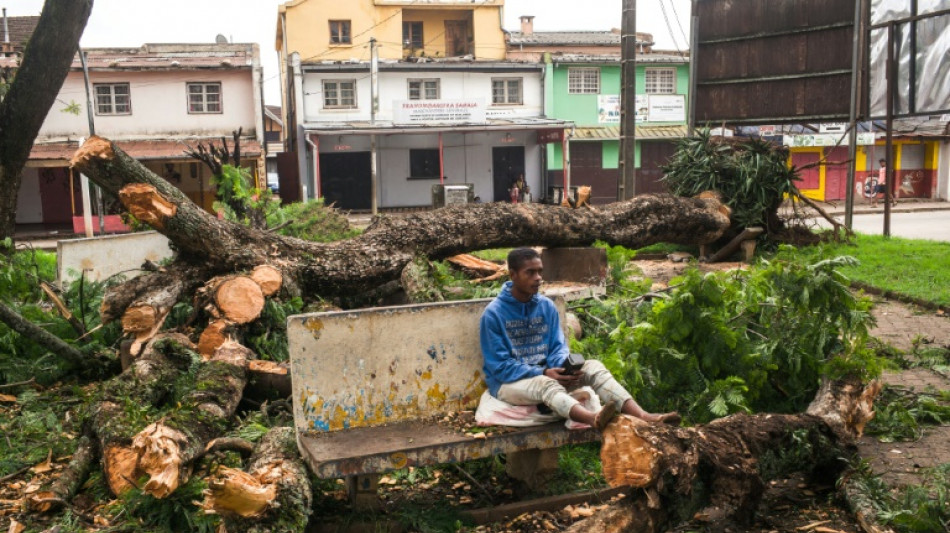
[370,38,379,215]
[79,49,105,236]
[619,0,637,200]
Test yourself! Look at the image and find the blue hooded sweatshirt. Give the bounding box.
[480,281,569,397]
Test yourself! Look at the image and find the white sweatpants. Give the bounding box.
[495,359,634,419]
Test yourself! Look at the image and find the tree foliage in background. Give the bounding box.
[572,248,884,423]
[662,128,800,237]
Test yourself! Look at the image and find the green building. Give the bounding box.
[544,54,689,204]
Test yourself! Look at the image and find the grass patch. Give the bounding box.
[470,248,510,263]
[787,234,950,306]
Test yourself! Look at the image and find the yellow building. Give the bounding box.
[276,0,508,134]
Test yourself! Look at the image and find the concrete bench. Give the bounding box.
[288,297,599,506]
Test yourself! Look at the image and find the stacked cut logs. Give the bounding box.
[197,265,281,358]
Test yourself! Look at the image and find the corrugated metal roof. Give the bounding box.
[508,31,623,46]
[29,138,262,162]
[552,52,688,64]
[893,116,950,137]
[3,16,39,54]
[572,125,688,140]
[72,43,257,70]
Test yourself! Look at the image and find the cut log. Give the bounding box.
[214,276,265,324]
[119,183,177,231]
[198,319,234,359]
[246,360,292,399]
[131,340,252,498]
[447,254,505,277]
[592,377,881,531]
[204,427,312,532]
[250,265,283,297]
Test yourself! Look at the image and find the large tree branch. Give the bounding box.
[0,0,94,239]
[72,136,731,298]
[0,300,84,364]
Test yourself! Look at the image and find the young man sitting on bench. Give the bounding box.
[479,248,681,431]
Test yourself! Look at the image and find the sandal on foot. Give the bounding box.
[594,402,619,432]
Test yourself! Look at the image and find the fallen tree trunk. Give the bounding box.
[71,135,730,310]
[577,377,882,533]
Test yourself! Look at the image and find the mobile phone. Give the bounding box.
[562,353,585,375]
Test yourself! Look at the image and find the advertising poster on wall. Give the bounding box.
[597,95,620,124]
[635,94,649,123]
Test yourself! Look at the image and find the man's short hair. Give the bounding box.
[879,159,886,164]
[507,248,540,272]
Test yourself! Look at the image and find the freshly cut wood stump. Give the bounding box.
[215,277,265,325]
[250,265,282,297]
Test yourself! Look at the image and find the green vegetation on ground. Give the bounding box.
[571,247,884,423]
[850,461,950,532]
[790,233,950,306]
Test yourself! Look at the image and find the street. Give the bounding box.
[817,209,950,241]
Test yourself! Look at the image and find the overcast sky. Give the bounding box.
[5,0,691,104]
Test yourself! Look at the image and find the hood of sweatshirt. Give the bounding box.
[497,281,540,315]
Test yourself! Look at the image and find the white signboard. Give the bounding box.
[635,95,649,123]
[394,99,486,124]
[783,132,877,147]
[647,94,686,122]
[598,95,621,124]
[819,122,848,133]
[758,125,777,136]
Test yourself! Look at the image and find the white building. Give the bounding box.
[287,57,570,209]
[17,43,264,231]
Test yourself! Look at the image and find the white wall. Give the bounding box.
[15,168,43,224]
[302,69,544,123]
[37,70,257,141]
[57,231,174,286]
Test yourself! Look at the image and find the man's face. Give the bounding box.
[509,257,543,301]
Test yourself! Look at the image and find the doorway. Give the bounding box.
[319,152,372,210]
[445,20,472,57]
[492,146,525,202]
[637,141,676,195]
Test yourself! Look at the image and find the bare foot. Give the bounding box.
[594,402,619,432]
[643,412,682,425]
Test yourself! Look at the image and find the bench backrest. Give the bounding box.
[288,298,565,434]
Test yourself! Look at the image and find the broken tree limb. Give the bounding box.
[203,426,312,532]
[590,377,881,532]
[0,300,85,366]
[197,319,234,359]
[40,282,86,337]
[71,136,731,299]
[131,340,251,498]
[28,434,98,512]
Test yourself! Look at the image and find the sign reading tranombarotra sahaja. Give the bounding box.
[394,99,487,124]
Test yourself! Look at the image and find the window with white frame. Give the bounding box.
[323,79,357,109]
[568,68,600,94]
[94,83,131,115]
[644,68,676,94]
[491,78,522,105]
[408,79,440,100]
[187,82,222,113]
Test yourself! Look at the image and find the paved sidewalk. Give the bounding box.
[781,198,950,220]
[857,298,950,488]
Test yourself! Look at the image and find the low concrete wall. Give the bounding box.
[57,231,174,287]
[289,298,567,434]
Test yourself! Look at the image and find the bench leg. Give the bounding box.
[506,448,559,490]
[740,240,757,263]
[345,474,380,510]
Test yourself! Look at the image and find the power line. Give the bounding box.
[658,0,686,57]
[666,0,691,52]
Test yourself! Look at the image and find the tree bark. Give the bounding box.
[72,135,731,304]
[0,0,93,241]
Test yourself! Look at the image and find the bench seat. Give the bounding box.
[298,421,599,478]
